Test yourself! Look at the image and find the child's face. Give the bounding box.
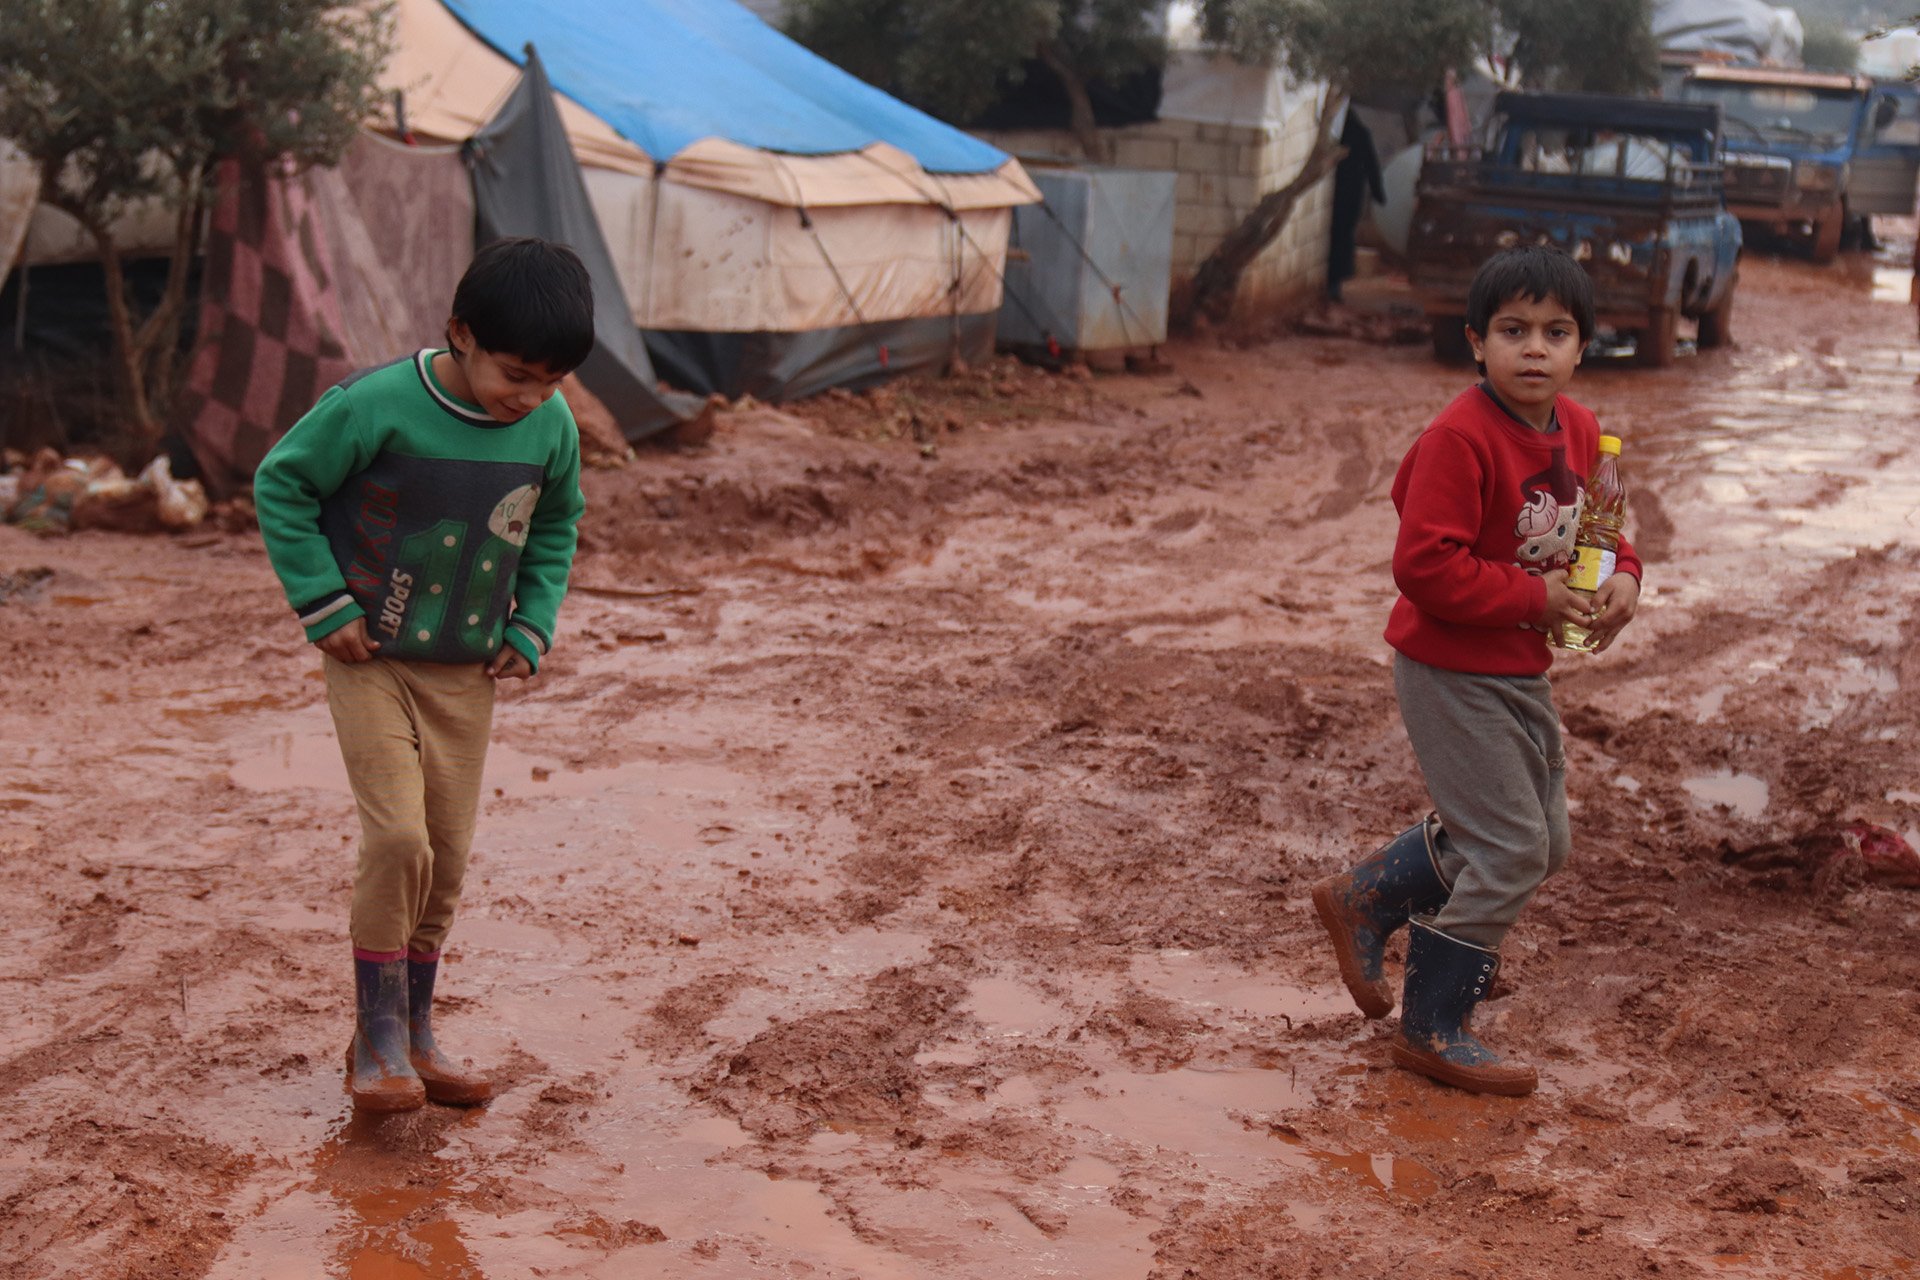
[447,320,569,424]
[1467,294,1584,428]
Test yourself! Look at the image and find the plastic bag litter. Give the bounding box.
[4,449,209,535]
[7,451,101,534]
[145,457,209,530]
[1829,820,1920,889]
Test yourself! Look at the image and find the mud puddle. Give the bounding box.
[1683,769,1770,819]
[185,686,924,1278]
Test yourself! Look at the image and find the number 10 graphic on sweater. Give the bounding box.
[394,520,511,651]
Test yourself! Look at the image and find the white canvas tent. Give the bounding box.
[380,0,1041,398]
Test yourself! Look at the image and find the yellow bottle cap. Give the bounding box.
[1597,435,1622,455]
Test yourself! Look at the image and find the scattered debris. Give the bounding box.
[1720,820,1920,892]
[2,448,209,536]
[1823,821,1920,890]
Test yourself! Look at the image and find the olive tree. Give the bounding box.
[783,0,1165,159]
[1182,0,1659,323]
[0,0,391,452]
[1182,0,1489,324]
[1499,0,1658,94]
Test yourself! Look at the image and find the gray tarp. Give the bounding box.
[645,314,994,403]
[1653,0,1803,64]
[467,47,699,441]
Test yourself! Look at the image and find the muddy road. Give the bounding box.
[4,246,1920,1280]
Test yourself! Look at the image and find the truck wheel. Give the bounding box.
[1697,288,1734,350]
[1430,316,1473,364]
[1637,308,1677,368]
[1811,213,1843,264]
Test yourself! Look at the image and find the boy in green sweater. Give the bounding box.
[255,237,590,1113]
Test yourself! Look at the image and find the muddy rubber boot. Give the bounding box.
[1310,816,1449,1017]
[407,954,492,1106]
[1389,920,1537,1097]
[349,956,426,1113]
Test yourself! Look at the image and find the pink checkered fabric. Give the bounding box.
[176,157,358,498]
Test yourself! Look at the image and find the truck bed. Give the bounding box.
[1408,178,1720,326]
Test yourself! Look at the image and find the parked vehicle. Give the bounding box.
[1407,91,1743,368]
[1673,64,1920,263]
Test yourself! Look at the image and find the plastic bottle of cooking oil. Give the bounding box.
[1557,435,1626,653]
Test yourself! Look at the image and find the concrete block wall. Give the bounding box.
[977,92,1335,321]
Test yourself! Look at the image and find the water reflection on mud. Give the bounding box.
[311,1110,482,1280]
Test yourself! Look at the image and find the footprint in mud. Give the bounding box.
[309,1108,484,1277]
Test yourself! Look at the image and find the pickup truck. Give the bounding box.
[1673,64,1920,263]
[1407,91,1742,368]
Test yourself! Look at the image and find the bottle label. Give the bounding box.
[1567,547,1616,593]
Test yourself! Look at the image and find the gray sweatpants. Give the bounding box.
[1393,653,1570,950]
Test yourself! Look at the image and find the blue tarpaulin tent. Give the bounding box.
[442,0,1012,175]
[384,0,1040,400]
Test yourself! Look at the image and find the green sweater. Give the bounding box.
[255,350,585,671]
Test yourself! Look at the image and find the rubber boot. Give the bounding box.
[407,954,492,1105]
[1311,816,1449,1017]
[1389,919,1538,1097]
[349,956,426,1113]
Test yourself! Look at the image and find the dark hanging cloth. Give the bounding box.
[1328,110,1387,300]
[466,46,699,441]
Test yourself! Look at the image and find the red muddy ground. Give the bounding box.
[4,243,1920,1280]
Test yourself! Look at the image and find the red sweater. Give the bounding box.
[1385,386,1642,676]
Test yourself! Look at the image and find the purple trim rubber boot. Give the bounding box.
[1310,816,1449,1018]
[1389,919,1538,1097]
[348,953,426,1113]
[407,952,492,1106]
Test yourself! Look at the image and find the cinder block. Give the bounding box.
[1177,199,1237,238]
[1177,139,1234,172]
[1112,137,1178,170]
[1178,170,1223,203]
[1170,231,1202,270]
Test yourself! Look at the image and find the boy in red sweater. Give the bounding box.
[1312,245,1641,1096]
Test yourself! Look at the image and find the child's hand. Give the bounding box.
[1536,568,1594,635]
[316,618,380,663]
[487,647,533,681]
[1582,573,1641,653]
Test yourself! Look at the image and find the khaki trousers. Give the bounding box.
[1393,653,1570,951]
[324,655,495,956]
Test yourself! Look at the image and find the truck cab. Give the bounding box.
[1408,91,1742,367]
[1674,64,1920,262]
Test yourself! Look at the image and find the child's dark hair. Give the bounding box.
[451,237,595,373]
[1465,244,1596,346]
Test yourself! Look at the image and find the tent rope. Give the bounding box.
[870,149,1153,358]
[772,154,889,369]
[851,152,1065,361]
[795,205,887,368]
[954,215,1061,360]
[1030,199,1156,351]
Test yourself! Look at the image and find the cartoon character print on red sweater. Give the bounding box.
[1512,446,1585,631]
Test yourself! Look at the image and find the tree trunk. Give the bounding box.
[1178,92,1349,328]
[72,214,161,449]
[1037,40,1104,162]
[144,163,207,419]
